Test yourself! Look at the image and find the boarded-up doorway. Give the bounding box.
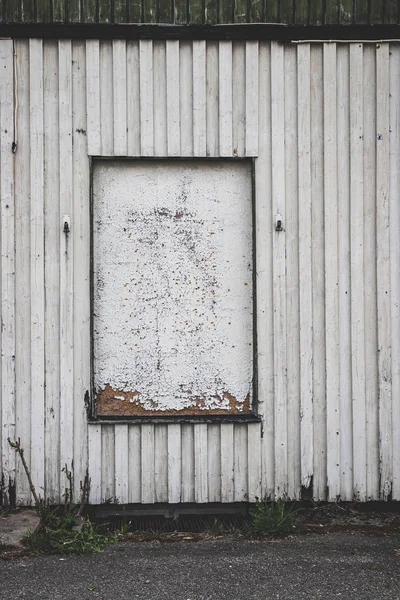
[92,160,254,416]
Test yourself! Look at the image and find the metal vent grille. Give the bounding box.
[98,514,247,533]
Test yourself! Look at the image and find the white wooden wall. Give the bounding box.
[0,38,399,505]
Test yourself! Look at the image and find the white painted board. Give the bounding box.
[93,160,253,416]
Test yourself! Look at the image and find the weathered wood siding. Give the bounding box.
[1,0,399,25]
[0,39,399,505]
[92,160,254,417]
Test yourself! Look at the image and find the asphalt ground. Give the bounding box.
[0,532,399,600]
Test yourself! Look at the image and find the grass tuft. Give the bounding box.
[248,500,298,538]
[22,510,116,555]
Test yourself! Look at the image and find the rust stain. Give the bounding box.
[96,384,251,417]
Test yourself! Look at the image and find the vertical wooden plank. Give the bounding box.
[143,0,156,21]
[234,424,248,501]
[390,44,400,499]
[115,425,129,504]
[14,40,32,505]
[126,41,140,156]
[232,41,245,157]
[101,425,115,502]
[72,40,90,501]
[245,40,259,156]
[51,0,64,21]
[194,424,208,503]
[311,44,327,501]
[139,40,154,156]
[376,43,392,500]
[86,40,101,155]
[114,0,128,21]
[166,40,180,156]
[337,44,353,501]
[281,0,294,22]
[127,0,142,22]
[181,424,195,502]
[206,41,219,157]
[285,44,300,500]
[113,40,127,156]
[356,0,369,23]
[43,40,60,503]
[158,0,173,22]
[219,0,233,22]
[29,38,45,498]
[247,422,261,501]
[207,424,221,503]
[153,41,167,156]
[0,39,15,501]
[175,0,188,22]
[363,45,379,500]
[154,425,168,502]
[67,0,81,22]
[128,425,141,503]
[250,0,264,21]
[296,0,309,23]
[326,0,339,23]
[349,43,366,501]
[323,43,340,501]
[59,39,74,477]
[36,0,52,21]
[339,0,353,23]
[309,0,324,23]
[141,424,155,503]
[3,0,20,20]
[20,0,35,22]
[191,0,206,23]
[220,423,234,502]
[204,0,217,23]
[271,41,287,499]
[387,0,399,22]
[88,425,102,504]
[370,0,384,23]
[219,41,233,156]
[99,0,112,22]
[235,0,249,22]
[265,0,278,21]
[83,0,97,22]
[168,424,182,503]
[192,40,206,157]
[257,42,274,501]
[179,41,193,157]
[297,43,313,492]
[100,41,113,155]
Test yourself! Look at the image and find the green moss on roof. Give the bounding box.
[1,0,399,25]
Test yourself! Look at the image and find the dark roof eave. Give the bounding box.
[1,22,400,41]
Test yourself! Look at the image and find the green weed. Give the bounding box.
[248,500,298,538]
[22,512,116,555]
[8,438,116,556]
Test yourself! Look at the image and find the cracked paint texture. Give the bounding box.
[93,160,253,415]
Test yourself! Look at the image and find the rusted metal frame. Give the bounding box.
[96,414,262,423]
[89,155,97,419]
[89,156,258,422]
[251,157,258,415]
[2,23,400,38]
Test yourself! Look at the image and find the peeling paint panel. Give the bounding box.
[93,160,254,416]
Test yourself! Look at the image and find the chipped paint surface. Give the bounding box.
[93,161,253,415]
